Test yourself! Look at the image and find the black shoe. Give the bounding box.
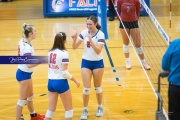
[109,16,115,21]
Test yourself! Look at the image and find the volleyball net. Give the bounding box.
[138,1,169,117]
[116,2,168,118]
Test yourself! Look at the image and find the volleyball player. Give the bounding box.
[117,0,151,70]
[71,15,105,120]
[44,32,80,120]
[16,23,44,120]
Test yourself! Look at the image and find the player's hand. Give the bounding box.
[87,34,92,41]
[71,33,77,41]
[75,80,80,88]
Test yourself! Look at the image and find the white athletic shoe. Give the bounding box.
[126,60,131,69]
[142,60,151,70]
[80,109,88,120]
[96,106,104,117]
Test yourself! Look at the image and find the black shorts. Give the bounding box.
[120,21,139,29]
[168,83,180,120]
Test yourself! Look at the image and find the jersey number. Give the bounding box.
[50,53,57,64]
[87,41,91,48]
[126,6,130,12]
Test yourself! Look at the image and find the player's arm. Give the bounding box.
[61,64,75,81]
[87,34,104,54]
[61,52,80,87]
[22,48,39,68]
[62,64,80,87]
[92,43,104,55]
[117,0,121,16]
[71,33,82,50]
[136,0,141,18]
[162,43,174,71]
[27,64,39,68]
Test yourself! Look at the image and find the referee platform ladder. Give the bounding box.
[155,71,169,120]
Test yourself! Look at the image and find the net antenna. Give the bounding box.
[169,0,172,43]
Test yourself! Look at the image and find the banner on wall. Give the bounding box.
[48,0,97,13]
[43,0,149,17]
[44,0,98,16]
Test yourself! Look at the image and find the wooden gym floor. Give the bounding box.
[0,0,180,119]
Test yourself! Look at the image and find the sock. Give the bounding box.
[126,58,130,62]
[98,104,102,107]
[30,111,36,114]
[141,59,145,63]
[83,107,88,110]
[30,112,37,117]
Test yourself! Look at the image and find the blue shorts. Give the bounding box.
[16,69,33,81]
[81,59,104,70]
[48,79,69,94]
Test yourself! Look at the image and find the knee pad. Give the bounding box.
[65,109,73,118]
[27,95,34,101]
[45,110,54,118]
[135,46,144,54]
[17,100,27,107]
[123,44,129,53]
[83,88,90,95]
[95,87,102,94]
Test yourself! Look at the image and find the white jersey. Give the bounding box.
[78,29,105,61]
[48,49,69,79]
[18,38,35,73]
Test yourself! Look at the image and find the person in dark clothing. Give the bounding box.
[109,0,115,21]
[162,38,180,120]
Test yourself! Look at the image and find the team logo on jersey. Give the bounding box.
[87,41,91,48]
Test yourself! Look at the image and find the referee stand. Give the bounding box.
[156,71,169,120]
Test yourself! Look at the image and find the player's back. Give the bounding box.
[48,48,68,79]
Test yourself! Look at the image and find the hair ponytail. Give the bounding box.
[22,23,34,38]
